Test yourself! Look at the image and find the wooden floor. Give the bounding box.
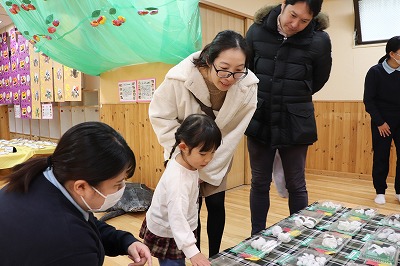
[98,173,399,266]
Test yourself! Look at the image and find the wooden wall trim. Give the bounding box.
[0,106,10,140]
[199,0,254,20]
[305,169,395,182]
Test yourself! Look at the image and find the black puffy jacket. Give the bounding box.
[245,5,332,148]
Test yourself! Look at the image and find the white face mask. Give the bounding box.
[81,185,125,212]
[393,53,400,65]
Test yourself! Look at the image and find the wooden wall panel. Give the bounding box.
[100,103,248,190]
[101,101,396,187]
[0,105,9,139]
[100,104,164,189]
[307,101,395,179]
[199,4,246,46]
[245,101,396,185]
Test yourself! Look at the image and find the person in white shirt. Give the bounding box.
[140,114,222,266]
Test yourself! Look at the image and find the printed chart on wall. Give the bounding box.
[118,80,136,102]
[118,78,155,103]
[137,78,155,102]
[14,104,21,118]
[41,103,53,119]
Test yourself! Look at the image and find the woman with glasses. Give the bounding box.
[364,36,400,205]
[148,30,258,258]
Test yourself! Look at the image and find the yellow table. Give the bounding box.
[0,140,57,170]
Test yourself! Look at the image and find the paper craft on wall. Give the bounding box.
[9,28,20,106]
[0,32,9,105]
[53,61,64,102]
[21,102,32,119]
[18,33,32,119]
[64,66,81,101]
[41,103,53,119]
[137,78,155,102]
[29,43,41,119]
[118,80,136,102]
[39,53,53,102]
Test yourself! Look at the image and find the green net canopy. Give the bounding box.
[1,0,202,75]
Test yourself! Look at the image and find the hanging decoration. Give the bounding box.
[0,0,202,75]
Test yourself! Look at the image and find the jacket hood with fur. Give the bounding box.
[253,5,329,31]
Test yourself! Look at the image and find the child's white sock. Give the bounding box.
[374,194,386,204]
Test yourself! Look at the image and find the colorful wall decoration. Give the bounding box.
[53,61,64,102]
[9,28,19,106]
[29,42,41,119]
[1,27,82,121]
[64,66,81,101]
[0,32,11,105]
[0,0,202,76]
[39,52,53,102]
[18,33,31,119]
[0,28,33,119]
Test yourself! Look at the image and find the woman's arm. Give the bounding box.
[199,83,257,186]
[149,79,185,159]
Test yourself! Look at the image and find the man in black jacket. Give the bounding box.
[245,0,332,235]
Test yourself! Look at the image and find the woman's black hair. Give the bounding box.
[378,36,400,63]
[284,0,323,17]
[192,30,251,70]
[165,114,222,167]
[1,121,135,193]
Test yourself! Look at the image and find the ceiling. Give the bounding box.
[0,4,15,29]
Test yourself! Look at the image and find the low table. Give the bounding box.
[0,139,56,179]
[210,202,400,266]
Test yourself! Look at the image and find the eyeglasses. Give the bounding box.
[212,64,248,79]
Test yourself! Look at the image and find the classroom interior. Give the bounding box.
[0,0,398,265]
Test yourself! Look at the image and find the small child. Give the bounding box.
[140,114,222,266]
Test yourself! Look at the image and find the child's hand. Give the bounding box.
[189,252,211,266]
[127,241,152,266]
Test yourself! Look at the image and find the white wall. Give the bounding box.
[206,0,387,101]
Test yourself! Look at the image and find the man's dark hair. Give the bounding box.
[285,0,323,17]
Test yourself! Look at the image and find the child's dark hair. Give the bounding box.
[165,114,222,167]
[192,30,251,70]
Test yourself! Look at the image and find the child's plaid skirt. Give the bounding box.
[139,218,198,260]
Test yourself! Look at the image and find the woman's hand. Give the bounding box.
[378,122,391,137]
[127,241,152,266]
[189,252,211,266]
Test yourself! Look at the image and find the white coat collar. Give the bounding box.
[166,52,258,128]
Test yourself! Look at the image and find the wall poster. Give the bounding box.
[118,80,136,102]
[137,78,155,102]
